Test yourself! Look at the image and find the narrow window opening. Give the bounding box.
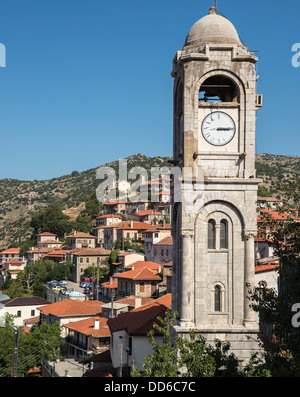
[214,286,221,312]
[220,219,228,249]
[208,219,216,249]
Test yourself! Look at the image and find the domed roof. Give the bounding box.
[184,7,241,48]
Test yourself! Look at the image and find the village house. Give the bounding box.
[153,236,173,265]
[102,201,127,215]
[143,224,171,261]
[27,246,59,265]
[101,277,118,301]
[44,249,69,263]
[36,232,63,248]
[0,296,50,327]
[94,215,123,247]
[95,214,123,228]
[0,247,22,264]
[124,200,149,216]
[66,232,97,250]
[133,209,164,224]
[257,196,283,210]
[115,221,151,248]
[68,247,111,283]
[152,191,170,203]
[80,349,114,378]
[111,252,145,274]
[102,221,131,250]
[113,265,163,299]
[38,299,105,337]
[107,294,171,376]
[0,258,27,281]
[63,316,110,361]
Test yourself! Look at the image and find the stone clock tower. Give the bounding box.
[171,7,263,365]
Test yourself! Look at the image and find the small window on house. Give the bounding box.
[140,282,145,293]
[17,311,21,317]
[214,286,221,312]
[208,220,216,249]
[220,220,228,249]
[31,310,35,316]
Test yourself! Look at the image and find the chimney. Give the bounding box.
[94,317,100,330]
[135,296,142,308]
[130,220,133,228]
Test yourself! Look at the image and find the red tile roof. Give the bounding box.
[134,210,162,216]
[154,236,173,246]
[116,222,152,231]
[63,316,111,337]
[108,294,171,335]
[125,260,162,271]
[66,232,96,239]
[96,214,123,220]
[114,267,162,281]
[4,259,25,264]
[36,232,57,236]
[38,299,104,317]
[0,248,20,255]
[255,262,279,273]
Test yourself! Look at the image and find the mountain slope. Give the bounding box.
[0,153,298,250]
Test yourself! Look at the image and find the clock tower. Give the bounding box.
[171,6,263,365]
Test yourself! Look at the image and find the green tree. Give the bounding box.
[131,311,179,377]
[249,179,300,376]
[0,316,63,377]
[73,215,93,233]
[113,237,141,251]
[30,204,73,238]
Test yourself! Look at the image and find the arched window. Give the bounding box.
[220,219,228,249]
[199,75,240,103]
[208,219,216,249]
[214,286,221,312]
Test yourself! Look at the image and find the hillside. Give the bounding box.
[0,153,298,250]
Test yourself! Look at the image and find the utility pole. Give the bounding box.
[111,289,114,319]
[11,325,18,377]
[96,257,100,301]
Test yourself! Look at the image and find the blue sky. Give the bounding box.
[0,0,299,181]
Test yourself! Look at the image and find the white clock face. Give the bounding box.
[201,111,236,146]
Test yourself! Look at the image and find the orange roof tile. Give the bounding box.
[154,236,173,246]
[96,214,123,220]
[255,262,280,273]
[116,222,152,231]
[4,258,24,263]
[125,260,162,271]
[134,210,162,216]
[63,316,111,337]
[38,299,104,317]
[36,232,56,236]
[108,294,171,335]
[114,267,162,281]
[66,232,96,239]
[0,248,20,255]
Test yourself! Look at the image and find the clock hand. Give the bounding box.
[217,127,234,131]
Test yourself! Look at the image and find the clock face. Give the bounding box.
[201,111,236,146]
